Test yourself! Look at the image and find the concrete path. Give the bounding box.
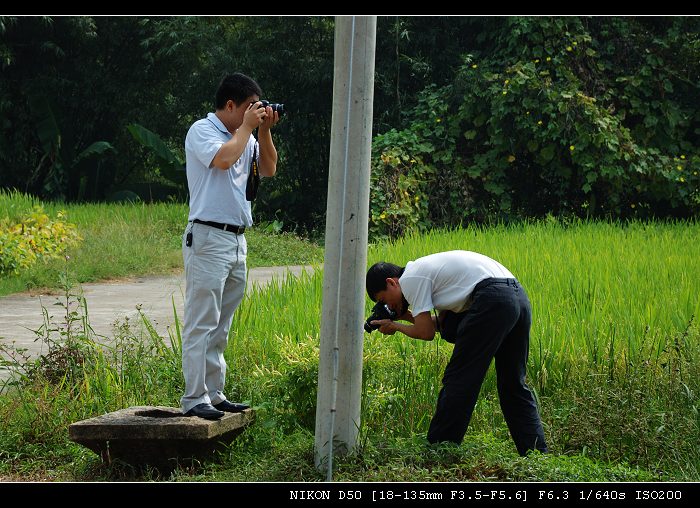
[0,265,315,380]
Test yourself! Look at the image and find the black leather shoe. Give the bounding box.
[184,403,225,420]
[213,400,250,413]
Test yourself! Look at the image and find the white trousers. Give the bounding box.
[180,222,247,412]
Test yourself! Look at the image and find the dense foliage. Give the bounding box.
[1,17,698,238]
[370,17,700,238]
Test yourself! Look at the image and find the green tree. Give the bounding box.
[370,17,700,238]
[2,16,698,236]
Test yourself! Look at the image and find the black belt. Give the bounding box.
[473,277,518,293]
[193,219,245,234]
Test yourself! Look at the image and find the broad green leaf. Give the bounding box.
[75,141,115,163]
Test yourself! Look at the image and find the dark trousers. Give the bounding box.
[427,278,548,456]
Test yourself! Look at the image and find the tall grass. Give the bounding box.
[222,219,700,479]
[363,221,700,472]
[1,218,698,481]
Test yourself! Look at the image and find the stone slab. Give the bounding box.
[69,405,255,469]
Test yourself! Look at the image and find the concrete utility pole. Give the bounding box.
[314,16,377,477]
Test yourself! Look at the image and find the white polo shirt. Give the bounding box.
[185,112,259,226]
[399,250,515,314]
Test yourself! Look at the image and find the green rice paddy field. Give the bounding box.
[1,208,698,481]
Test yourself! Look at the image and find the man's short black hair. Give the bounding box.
[215,73,263,110]
[366,262,405,302]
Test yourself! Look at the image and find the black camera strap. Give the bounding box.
[205,116,260,201]
[246,142,260,201]
[433,309,441,333]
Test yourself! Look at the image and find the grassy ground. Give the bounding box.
[0,191,324,296]
[1,194,698,482]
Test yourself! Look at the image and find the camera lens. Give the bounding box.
[258,100,285,116]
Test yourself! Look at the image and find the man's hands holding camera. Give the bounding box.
[365,301,436,341]
[364,302,397,333]
[245,101,282,131]
[370,319,401,335]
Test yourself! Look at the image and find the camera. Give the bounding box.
[258,100,285,116]
[364,301,397,333]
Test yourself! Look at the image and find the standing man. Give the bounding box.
[181,73,279,420]
[365,250,548,455]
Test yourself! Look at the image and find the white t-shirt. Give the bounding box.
[185,112,259,226]
[399,250,515,314]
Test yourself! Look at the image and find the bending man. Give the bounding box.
[366,250,548,455]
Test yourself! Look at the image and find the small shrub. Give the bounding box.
[0,205,82,276]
